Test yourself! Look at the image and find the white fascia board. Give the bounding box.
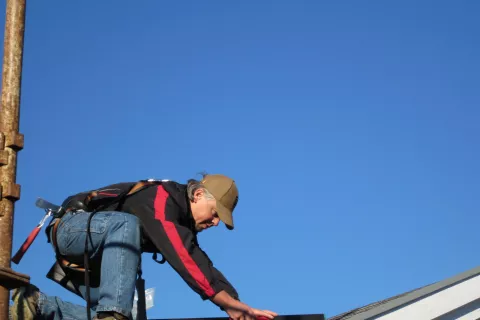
[375,275,480,320]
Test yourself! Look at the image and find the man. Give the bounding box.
[10,174,277,320]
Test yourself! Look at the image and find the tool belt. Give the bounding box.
[46,212,103,298]
[50,180,154,265]
[45,180,157,297]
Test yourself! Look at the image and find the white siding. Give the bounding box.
[374,275,480,320]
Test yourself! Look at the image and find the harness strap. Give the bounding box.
[51,180,155,271]
[51,218,60,250]
[128,180,151,196]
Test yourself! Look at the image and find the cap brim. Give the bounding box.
[216,201,234,230]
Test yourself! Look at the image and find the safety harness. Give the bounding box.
[12,179,164,320]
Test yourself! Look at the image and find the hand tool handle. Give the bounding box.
[11,227,41,264]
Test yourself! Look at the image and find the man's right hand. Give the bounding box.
[211,290,278,320]
[226,306,278,320]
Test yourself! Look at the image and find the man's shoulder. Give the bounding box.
[158,180,186,192]
[132,179,187,200]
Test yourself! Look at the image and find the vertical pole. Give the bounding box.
[0,0,29,318]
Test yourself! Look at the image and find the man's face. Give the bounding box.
[190,189,221,232]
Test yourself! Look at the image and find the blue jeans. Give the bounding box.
[39,210,141,319]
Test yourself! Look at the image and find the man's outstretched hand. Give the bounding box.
[226,306,278,320]
[211,290,278,320]
[247,308,278,319]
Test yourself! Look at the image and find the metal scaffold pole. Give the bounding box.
[0,0,30,318]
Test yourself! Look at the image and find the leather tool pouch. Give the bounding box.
[46,261,101,299]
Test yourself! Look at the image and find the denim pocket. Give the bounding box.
[56,211,110,259]
[62,211,107,234]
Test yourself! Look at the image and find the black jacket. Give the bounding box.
[55,180,239,301]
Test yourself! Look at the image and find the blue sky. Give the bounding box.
[2,1,479,319]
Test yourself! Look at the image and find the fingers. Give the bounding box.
[255,310,277,319]
[263,310,279,317]
[230,307,278,320]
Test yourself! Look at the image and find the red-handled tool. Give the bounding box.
[11,205,53,264]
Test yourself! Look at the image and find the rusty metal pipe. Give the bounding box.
[0,0,27,318]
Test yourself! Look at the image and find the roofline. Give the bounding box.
[331,265,480,320]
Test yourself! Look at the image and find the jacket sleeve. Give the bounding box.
[138,185,239,301]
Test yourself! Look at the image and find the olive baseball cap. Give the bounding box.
[201,174,239,230]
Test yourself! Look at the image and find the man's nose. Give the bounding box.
[212,217,220,226]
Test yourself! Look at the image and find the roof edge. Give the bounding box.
[330,265,480,320]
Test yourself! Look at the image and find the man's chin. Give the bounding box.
[196,225,212,233]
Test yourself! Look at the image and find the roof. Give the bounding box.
[329,265,480,320]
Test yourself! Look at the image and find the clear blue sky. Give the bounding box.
[2,1,479,319]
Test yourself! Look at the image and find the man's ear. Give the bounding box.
[193,189,204,202]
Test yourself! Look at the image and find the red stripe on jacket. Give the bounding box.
[97,192,118,197]
[154,185,216,297]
